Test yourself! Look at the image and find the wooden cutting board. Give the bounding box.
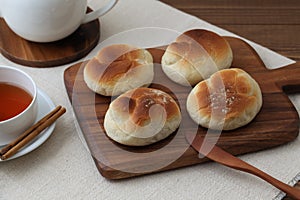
[64,37,300,179]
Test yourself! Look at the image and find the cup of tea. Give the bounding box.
[0,66,38,146]
[0,0,118,42]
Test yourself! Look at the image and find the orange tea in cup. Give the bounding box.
[0,82,33,122]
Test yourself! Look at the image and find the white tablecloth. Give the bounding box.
[1,0,299,199]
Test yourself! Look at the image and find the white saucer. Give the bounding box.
[0,88,55,161]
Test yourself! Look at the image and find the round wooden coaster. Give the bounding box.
[0,10,100,68]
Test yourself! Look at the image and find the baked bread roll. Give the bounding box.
[162,29,233,86]
[186,68,262,130]
[104,88,181,146]
[84,44,154,96]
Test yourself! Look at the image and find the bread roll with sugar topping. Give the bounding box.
[104,88,181,146]
[84,44,154,96]
[187,68,262,130]
[162,29,233,86]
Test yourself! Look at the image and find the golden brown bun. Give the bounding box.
[104,88,181,146]
[84,44,154,96]
[162,29,233,86]
[186,68,262,130]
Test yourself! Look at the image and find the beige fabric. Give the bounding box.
[0,0,299,199]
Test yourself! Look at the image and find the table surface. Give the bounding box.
[161,0,300,62]
[161,0,300,197]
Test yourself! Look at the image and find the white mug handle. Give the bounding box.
[81,0,118,24]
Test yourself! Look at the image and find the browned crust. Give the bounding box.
[196,69,258,119]
[176,29,231,60]
[113,88,180,126]
[85,44,145,84]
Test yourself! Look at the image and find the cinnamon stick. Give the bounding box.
[0,106,66,160]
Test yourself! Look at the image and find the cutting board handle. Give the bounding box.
[225,37,300,94]
[272,62,300,94]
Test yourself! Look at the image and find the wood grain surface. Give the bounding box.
[160,1,300,197]
[64,36,300,180]
[160,0,300,61]
[0,8,100,67]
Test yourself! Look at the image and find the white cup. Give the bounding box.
[0,0,118,42]
[0,66,38,146]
